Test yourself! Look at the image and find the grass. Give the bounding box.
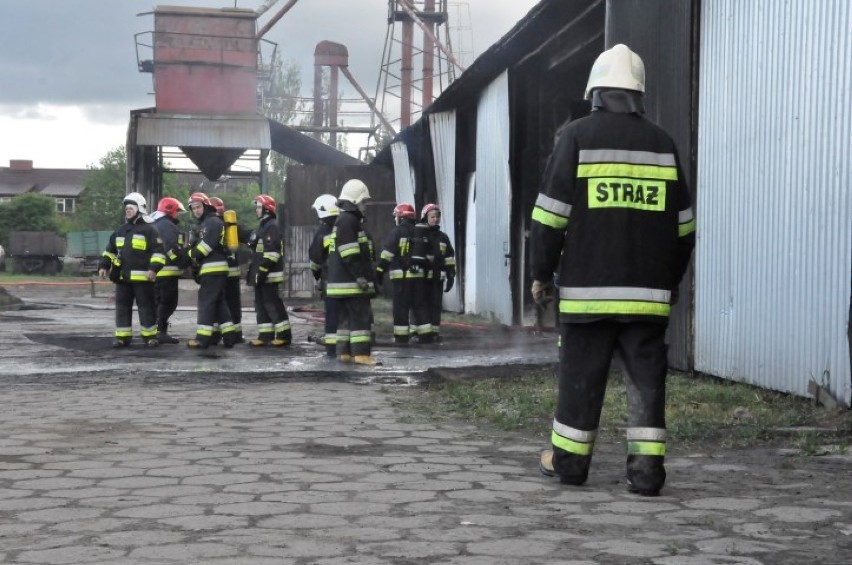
[390,366,852,452]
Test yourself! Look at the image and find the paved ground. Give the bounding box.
[0,281,851,564]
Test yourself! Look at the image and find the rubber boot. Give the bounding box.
[353,355,376,366]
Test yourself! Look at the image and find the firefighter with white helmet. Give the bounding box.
[150,196,187,344]
[98,191,166,348]
[325,179,377,365]
[376,202,420,343]
[185,191,238,349]
[246,194,292,347]
[309,193,340,355]
[531,44,696,495]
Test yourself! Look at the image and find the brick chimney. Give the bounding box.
[9,160,34,171]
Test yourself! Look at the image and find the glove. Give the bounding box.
[375,269,384,287]
[531,279,554,306]
[256,267,268,286]
[355,277,369,291]
[444,276,454,293]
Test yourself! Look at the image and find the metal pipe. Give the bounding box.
[329,66,339,149]
[339,66,397,137]
[422,0,436,109]
[401,18,414,128]
[256,0,299,39]
[397,0,466,73]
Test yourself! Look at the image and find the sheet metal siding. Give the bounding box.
[136,115,271,149]
[697,0,852,404]
[606,0,696,371]
[473,71,512,324]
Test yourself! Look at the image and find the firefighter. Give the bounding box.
[411,203,455,343]
[185,192,238,349]
[326,179,376,365]
[376,202,419,343]
[150,196,187,344]
[309,194,340,356]
[531,44,696,496]
[209,196,246,344]
[97,192,165,348]
[246,194,292,347]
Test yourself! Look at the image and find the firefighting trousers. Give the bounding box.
[390,279,415,341]
[323,296,340,356]
[195,274,236,347]
[253,283,291,343]
[334,296,372,357]
[411,278,438,342]
[225,275,243,337]
[114,282,157,343]
[552,320,668,491]
[154,278,179,333]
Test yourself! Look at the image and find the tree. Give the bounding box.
[0,193,61,247]
[71,147,128,231]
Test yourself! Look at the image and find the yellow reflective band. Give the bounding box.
[351,335,371,344]
[679,219,696,237]
[560,299,671,317]
[531,207,569,230]
[115,329,132,338]
[339,247,360,258]
[588,179,667,211]
[551,430,593,456]
[577,163,678,180]
[628,441,666,456]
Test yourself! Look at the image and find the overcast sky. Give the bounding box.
[0,0,540,169]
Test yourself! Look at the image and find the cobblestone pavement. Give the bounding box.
[0,282,851,564]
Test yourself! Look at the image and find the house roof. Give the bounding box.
[0,165,89,198]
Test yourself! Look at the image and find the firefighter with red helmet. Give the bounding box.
[185,191,238,349]
[246,194,292,346]
[209,196,247,344]
[531,45,696,496]
[411,203,455,343]
[309,194,340,356]
[97,192,166,348]
[376,202,419,343]
[150,196,186,343]
[326,179,376,365]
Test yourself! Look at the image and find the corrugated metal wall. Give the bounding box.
[472,71,513,324]
[696,0,852,404]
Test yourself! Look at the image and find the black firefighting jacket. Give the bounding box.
[152,215,185,279]
[99,215,165,283]
[529,109,696,323]
[376,218,418,281]
[326,202,375,298]
[247,215,284,286]
[309,216,336,285]
[187,209,229,277]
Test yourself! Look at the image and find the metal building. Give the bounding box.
[375,0,851,405]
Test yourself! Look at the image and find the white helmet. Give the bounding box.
[123,191,148,215]
[312,194,339,219]
[584,44,645,100]
[338,179,371,205]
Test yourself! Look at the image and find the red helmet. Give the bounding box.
[156,197,186,219]
[209,196,225,216]
[421,203,440,221]
[393,203,416,219]
[188,192,211,208]
[253,194,277,216]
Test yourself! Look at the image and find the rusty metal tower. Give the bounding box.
[377,0,466,132]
